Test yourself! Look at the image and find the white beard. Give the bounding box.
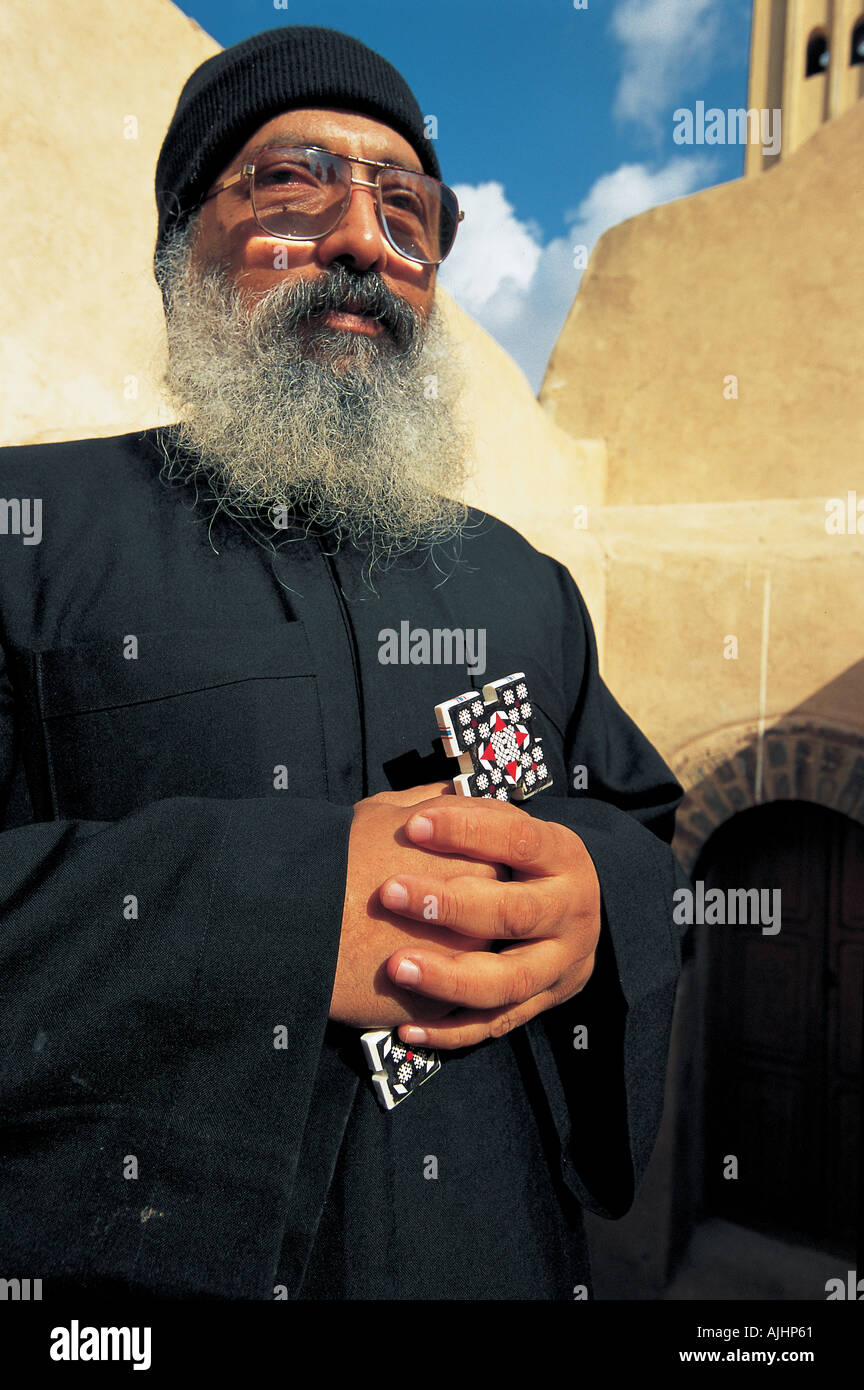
[154,221,472,570]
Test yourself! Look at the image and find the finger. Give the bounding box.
[379,873,560,941]
[374,781,453,807]
[403,798,575,875]
[386,938,564,1009]
[396,990,560,1052]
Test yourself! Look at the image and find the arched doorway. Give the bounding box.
[696,800,862,1255]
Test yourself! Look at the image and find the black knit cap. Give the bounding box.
[154,25,441,264]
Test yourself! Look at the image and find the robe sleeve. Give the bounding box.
[520,565,690,1220]
[0,639,354,1297]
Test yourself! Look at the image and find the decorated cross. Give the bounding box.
[361,1030,441,1111]
[434,672,552,802]
[362,672,552,1111]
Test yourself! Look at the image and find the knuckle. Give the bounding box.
[443,962,471,1006]
[490,890,514,937]
[508,821,543,866]
[367,789,401,810]
[448,809,474,853]
[505,890,539,939]
[438,888,462,928]
[539,895,567,937]
[546,980,570,1009]
[489,1010,515,1039]
[505,963,535,1006]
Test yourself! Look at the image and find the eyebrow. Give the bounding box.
[246,137,422,174]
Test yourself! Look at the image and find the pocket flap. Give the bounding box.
[37,625,315,717]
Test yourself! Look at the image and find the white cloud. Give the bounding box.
[611,0,724,138]
[438,156,716,391]
[565,154,717,248]
[436,182,542,318]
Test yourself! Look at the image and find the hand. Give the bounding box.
[378,797,601,1049]
[330,783,507,1030]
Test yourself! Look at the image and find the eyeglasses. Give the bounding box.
[202,144,464,266]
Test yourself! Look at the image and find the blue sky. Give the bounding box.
[174,0,754,389]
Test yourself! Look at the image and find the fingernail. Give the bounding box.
[406,815,434,842]
[394,958,421,985]
[381,881,408,908]
[401,1026,429,1044]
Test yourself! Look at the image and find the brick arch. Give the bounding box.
[669,718,864,872]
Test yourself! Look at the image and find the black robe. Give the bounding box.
[0,428,686,1299]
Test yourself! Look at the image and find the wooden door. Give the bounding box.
[699,800,862,1254]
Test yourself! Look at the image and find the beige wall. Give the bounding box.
[591,502,864,762]
[0,0,219,444]
[539,98,864,508]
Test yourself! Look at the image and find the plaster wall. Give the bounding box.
[539,99,864,508]
[590,501,864,760]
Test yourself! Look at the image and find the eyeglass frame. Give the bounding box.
[200,143,465,266]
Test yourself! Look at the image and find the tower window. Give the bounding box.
[851,18,864,65]
[805,30,829,76]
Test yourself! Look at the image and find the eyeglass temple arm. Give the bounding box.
[203,165,254,202]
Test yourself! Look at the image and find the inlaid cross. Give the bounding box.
[434,672,552,802]
[362,672,552,1110]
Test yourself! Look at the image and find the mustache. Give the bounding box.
[155,217,472,571]
[256,264,424,352]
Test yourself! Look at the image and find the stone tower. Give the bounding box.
[746,0,864,173]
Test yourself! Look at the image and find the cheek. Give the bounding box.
[232,233,316,279]
[384,261,435,314]
[194,210,314,281]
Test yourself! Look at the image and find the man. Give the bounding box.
[0,26,685,1300]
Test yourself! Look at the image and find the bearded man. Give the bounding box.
[0,26,687,1300]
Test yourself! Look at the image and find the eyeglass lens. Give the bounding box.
[250,147,460,264]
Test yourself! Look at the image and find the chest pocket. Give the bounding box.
[32,625,326,820]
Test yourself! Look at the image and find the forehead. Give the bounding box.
[230,107,423,172]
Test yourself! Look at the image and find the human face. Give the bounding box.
[189,107,437,334]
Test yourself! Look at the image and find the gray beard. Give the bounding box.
[154,221,472,568]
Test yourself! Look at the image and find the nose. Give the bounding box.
[315,181,389,273]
